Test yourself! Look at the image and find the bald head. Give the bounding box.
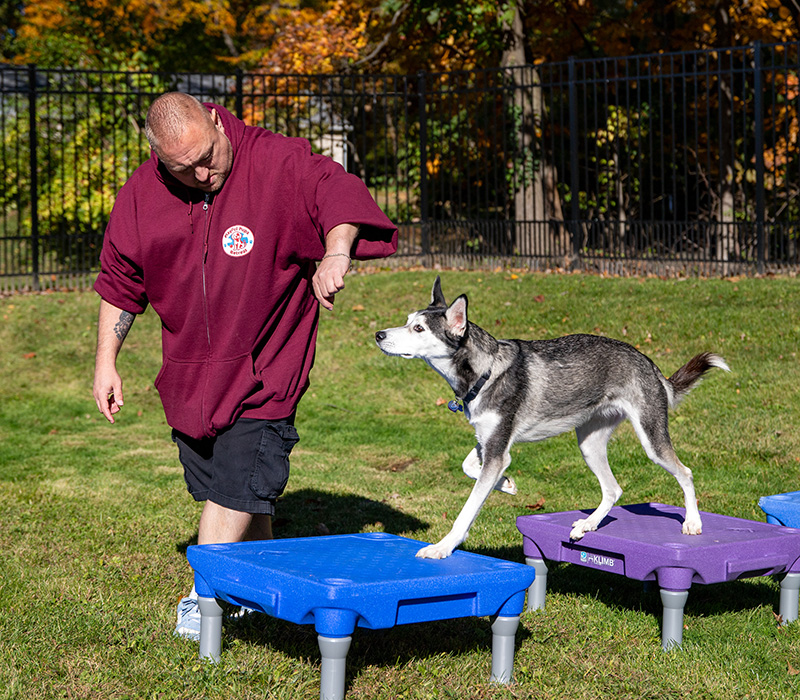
[145,92,234,193]
[145,92,213,154]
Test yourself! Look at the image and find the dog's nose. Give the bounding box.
[375,331,386,342]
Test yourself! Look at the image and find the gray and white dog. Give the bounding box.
[375,277,730,559]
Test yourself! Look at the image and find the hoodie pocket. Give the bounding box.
[154,354,261,439]
[154,357,208,439]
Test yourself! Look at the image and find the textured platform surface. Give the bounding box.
[517,502,800,591]
[760,491,800,527]
[187,532,535,637]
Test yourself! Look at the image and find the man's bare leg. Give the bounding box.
[177,501,273,638]
[198,500,273,545]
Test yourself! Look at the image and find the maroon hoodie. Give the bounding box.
[95,104,397,439]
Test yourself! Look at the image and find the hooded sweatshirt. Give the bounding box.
[95,104,397,439]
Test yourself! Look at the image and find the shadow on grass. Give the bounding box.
[175,487,430,554]
[225,612,528,681]
[526,560,785,620]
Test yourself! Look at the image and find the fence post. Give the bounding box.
[753,42,765,274]
[417,71,430,258]
[27,64,40,291]
[235,68,244,121]
[568,57,580,266]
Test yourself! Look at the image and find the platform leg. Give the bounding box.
[660,589,688,651]
[197,596,223,662]
[525,557,548,612]
[318,635,351,700]
[490,615,520,684]
[779,572,800,625]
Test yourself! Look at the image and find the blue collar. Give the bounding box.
[448,369,492,413]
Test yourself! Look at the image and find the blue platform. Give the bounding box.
[187,533,535,699]
[760,491,800,527]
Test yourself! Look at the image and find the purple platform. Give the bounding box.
[517,503,800,649]
[759,491,800,527]
[187,533,535,699]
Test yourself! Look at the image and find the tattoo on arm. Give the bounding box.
[113,311,135,342]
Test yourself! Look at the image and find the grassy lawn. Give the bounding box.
[1,269,799,699]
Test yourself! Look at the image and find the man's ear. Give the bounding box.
[429,275,446,308]
[210,108,225,135]
[445,295,468,336]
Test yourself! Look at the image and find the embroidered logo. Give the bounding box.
[221,225,254,257]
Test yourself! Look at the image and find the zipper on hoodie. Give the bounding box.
[201,192,212,351]
[200,191,213,434]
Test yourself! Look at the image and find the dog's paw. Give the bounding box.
[682,519,702,535]
[416,542,455,559]
[569,518,596,540]
[496,475,517,495]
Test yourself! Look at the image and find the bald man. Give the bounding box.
[93,93,397,639]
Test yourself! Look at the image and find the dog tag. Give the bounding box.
[448,399,463,413]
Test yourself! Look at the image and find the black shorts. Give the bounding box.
[173,417,299,516]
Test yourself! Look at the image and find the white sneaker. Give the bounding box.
[174,597,201,641]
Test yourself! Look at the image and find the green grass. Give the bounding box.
[1,270,799,699]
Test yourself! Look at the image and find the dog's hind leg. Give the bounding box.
[629,407,702,535]
[569,415,625,540]
[462,447,517,495]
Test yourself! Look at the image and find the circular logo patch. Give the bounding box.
[221,225,254,257]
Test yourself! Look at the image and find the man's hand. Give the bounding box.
[312,253,350,310]
[312,223,359,310]
[93,364,124,423]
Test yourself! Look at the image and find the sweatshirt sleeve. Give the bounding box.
[93,185,149,314]
[301,149,398,260]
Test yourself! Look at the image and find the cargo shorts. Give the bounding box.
[173,416,299,515]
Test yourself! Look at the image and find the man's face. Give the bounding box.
[156,109,233,193]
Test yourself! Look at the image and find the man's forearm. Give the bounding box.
[324,223,359,257]
[94,299,137,423]
[96,299,135,363]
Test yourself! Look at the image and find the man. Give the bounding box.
[93,92,397,639]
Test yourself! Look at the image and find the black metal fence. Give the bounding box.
[2,41,800,291]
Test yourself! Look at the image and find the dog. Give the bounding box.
[374,277,730,559]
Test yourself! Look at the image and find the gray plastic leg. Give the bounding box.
[318,635,352,700]
[197,596,224,662]
[779,572,800,625]
[525,557,548,612]
[659,589,689,651]
[490,615,520,684]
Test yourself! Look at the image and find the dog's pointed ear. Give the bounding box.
[445,295,468,337]
[429,276,447,308]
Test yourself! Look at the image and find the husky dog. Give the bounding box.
[375,277,729,559]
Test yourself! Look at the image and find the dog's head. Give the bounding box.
[374,276,469,360]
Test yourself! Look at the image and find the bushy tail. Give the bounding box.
[666,352,730,408]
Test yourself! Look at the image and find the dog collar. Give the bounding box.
[448,369,492,413]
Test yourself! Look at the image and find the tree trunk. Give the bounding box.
[501,1,548,258]
[713,0,738,273]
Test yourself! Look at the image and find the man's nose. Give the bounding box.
[194,166,210,182]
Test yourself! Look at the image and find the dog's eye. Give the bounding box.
[412,324,425,333]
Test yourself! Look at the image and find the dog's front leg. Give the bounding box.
[418,447,510,559]
[461,447,517,495]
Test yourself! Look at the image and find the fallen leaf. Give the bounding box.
[23,352,36,359]
[526,497,546,510]
[436,397,448,406]
[351,304,365,312]
[315,523,330,536]
[788,661,799,676]
[533,295,545,303]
